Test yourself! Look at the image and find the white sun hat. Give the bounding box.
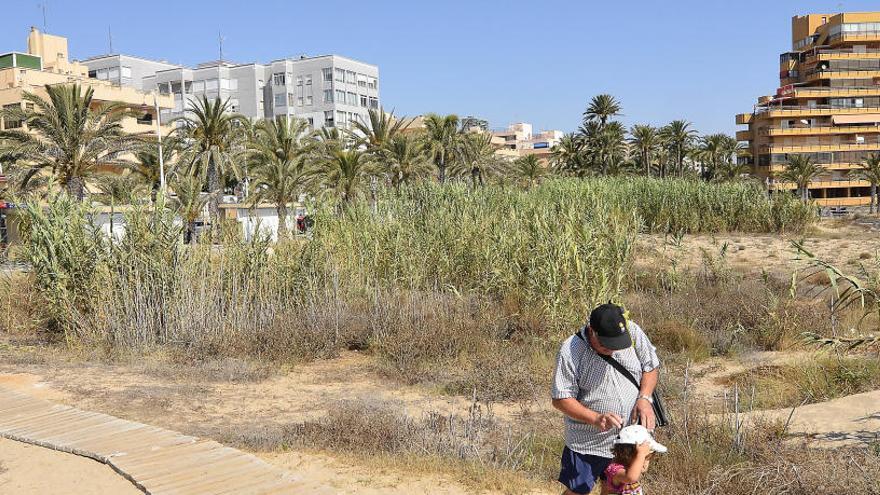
[613,425,668,453]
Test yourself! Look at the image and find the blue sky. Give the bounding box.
[1,1,877,135]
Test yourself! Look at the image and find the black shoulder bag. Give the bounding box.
[575,332,669,427]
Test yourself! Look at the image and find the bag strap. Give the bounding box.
[574,330,641,391]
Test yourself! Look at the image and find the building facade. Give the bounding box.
[737,12,880,207]
[81,50,380,130]
[491,122,563,160]
[0,28,172,138]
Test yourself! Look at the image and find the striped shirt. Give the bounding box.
[551,321,661,458]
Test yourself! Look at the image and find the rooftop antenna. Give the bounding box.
[218,30,225,61]
[108,24,113,53]
[37,2,48,31]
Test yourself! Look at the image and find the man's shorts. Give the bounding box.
[558,446,612,494]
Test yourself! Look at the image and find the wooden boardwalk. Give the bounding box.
[0,387,333,494]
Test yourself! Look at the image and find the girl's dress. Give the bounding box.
[603,462,643,495]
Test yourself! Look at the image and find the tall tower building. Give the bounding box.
[737,12,880,207]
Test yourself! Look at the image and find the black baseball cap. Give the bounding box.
[589,303,632,350]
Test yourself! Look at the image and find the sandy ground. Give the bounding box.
[0,437,141,495]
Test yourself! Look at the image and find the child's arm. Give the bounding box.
[611,442,652,485]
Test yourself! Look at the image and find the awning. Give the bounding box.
[831,114,880,125]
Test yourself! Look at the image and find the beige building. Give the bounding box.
[491,122,562,160]
[1,28,173,134]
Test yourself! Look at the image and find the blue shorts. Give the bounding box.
[558,446,612,494]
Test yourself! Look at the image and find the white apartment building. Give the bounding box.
[80,52,379,129]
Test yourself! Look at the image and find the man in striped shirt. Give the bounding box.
[551,303,661,495]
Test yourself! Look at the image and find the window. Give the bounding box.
[305,75,312,85]
[121,66,132,79]
[274,93,286,107]
[205,79,219,90]
[322,68,332,82]
[273,72,286,85]
[96,68,108,80]
[324,89,333,103]
[297,97,304,106]
[360,94,367,107]
[325,110,334,127]
[346,92,357,105]
[367,77,377,89]
[2,104,21,129]
[192,80,205,92]
[289,93,296,104]
[108,67,120,79]
[334,68,344,82]
[345,70,356,83]
[307,117,314,127]
[88,70,97,78]
[357,74,367,87]
[369,97,379,109]
[158,83,170,94]
[337,110,347,126]
[336,89,345,103]
[306,95,313,106]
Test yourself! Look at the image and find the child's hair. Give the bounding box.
[612,443,638,467]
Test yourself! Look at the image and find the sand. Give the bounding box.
[0,437,140,495]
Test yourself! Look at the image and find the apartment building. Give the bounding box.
[81,50,380,129]
[492,122,563,160]
[737,12,880,207]
[0,28,172,137]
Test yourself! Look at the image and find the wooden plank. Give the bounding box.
[0,386,305,494]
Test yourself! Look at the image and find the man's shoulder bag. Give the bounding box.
[574,331,669,428]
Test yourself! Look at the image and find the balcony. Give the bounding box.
[755,105,880,118]
[736,113,752,125]
[762,142,880,153]
[762,162,869,173]
[765,124,880,136]
[803,69,880,82]
[790,87,880,98]
[736,130,752,141]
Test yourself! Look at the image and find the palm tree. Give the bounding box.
[697,133,739,181]
[0,83,137,200]
[780,155,824,203]
[583,94,622,127]
[629,124,659,177]
[851,153,880,213]
[551,133,588,177]
[247,117,312,239]
[172,96,246,236]
[314,149,374,207]
[713,160,751,182]
[351,108,411,153]
[169,173,209,244]
[512,154,545,189]
[660,120,697,177]
[452,132,503,188]
[129,138,177,202]
[385,134,431,189]
[422,113,463,183]
[593,121,628,175]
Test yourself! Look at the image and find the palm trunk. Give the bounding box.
[872,183,877,214]
[185,220,196,244]
[206,159,220,241]
[66,176,85,202]
[276,203,289,240]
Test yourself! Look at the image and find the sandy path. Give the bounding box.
[0,437,141,495]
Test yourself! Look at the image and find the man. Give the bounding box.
[551,303,661,495]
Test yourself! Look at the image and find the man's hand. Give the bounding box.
[594,412,623,432]
[632,398,656,431]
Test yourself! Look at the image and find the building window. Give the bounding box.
[325,110,334,127]
[96,68,108,80]
[360,94,367,107]
[121,66,132,79]
[324,89,333,103]
[369,97,378,109]
[2,104,21,129]
[368,77,377,89]
[335,89,345,104]
[347,92,357,105]
[337,110,347,126]
[334,68,344,82]
[108,67,120,80]
[305,75,312,85]
[88,70,97,78]
[192,80,205,92]
[306,95,313,106]
[345,70,356,83]
[357,74,367,87]
[158,83,170,94]
[322,68,332,82]
[296,76,303,86]
[296,96,303,106]
[307,117,314,127]
[273,72,286,85]
[274,93,286,107]
[205,79,219,90]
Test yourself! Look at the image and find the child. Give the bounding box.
[601,425,667,495]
